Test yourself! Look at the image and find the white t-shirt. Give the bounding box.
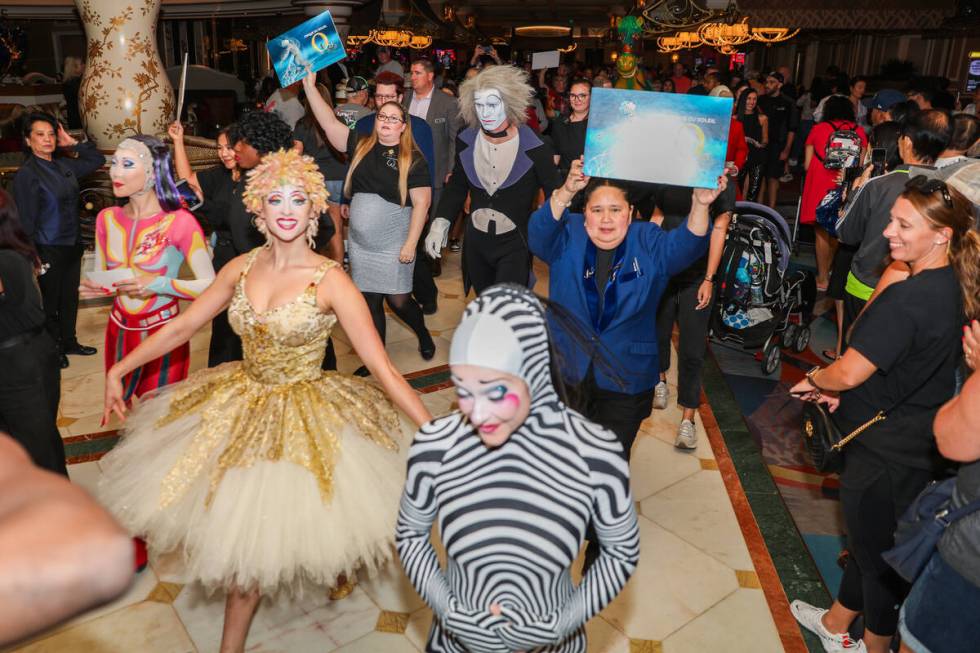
[265,89,305,129]
[375,60,405,79]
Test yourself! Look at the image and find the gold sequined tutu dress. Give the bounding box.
[98,251,410,595]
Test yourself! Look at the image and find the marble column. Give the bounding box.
[75,0,175,148]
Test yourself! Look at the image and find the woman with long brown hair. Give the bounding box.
[0,190,66,475]
[789,176,980,653]
[301,73,434,372]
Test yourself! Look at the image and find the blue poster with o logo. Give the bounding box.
[583,88,733,189]
[267,10,347,87]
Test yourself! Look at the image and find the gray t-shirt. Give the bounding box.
[335,102,372,129]
[836,166,914,289]
[939,459,980,587]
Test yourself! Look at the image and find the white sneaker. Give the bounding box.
[653,381,669,410]
[790,600,867,652]
[675,419,697,450]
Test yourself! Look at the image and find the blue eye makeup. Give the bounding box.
[486,385,507,401]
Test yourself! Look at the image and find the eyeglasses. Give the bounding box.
[569,93,590,101]
[376,113,405,124]
[906,175,953,208]
[375,94,398,103]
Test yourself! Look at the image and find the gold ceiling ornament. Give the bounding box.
[558,43,578,54]
[749,26,801,44]
[514,25,572,38]
[655,10,801,53]
[369,28,412,48]
[345,34,371,47]
[408,34,433,49]
[656,31,701,52]
[697,18,752,48]
[641,0,723,35]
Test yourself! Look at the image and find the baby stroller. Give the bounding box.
[711,201,817,374]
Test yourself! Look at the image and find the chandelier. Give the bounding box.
[641,0,722,35]
[655,14,799,53]
[346,0,436,51]
[643,0,799,52]
[697,18,752,48]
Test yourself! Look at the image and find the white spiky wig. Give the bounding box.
[458,65,534,129]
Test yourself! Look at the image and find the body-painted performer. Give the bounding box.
[97,149,430,653]
[79,136,214,401]
[397,283,639,653]
[424,65,560,294]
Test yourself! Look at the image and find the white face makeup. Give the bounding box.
[109,147,151,198]
[473,88,507,132]
[451,364,531,448]
[259,184,313,244]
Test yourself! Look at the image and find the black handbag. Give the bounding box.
[800,353,949,474]
[802,402,883,474]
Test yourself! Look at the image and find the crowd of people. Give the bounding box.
[0,43,977,653]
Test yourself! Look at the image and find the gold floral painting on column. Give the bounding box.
[77,0,174,146]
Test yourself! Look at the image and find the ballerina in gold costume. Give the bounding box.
[96,148,431,653]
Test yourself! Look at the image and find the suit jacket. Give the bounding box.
[436,126,559,236]
[528,204,709,394]
[403,88,463,187]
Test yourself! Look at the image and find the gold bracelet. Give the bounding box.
[805,365,824,391]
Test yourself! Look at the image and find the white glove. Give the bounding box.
[424,217,451,259]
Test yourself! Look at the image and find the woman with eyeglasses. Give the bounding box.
[789,177,980,653]
[550,78,592,182]
[301,73,435,369]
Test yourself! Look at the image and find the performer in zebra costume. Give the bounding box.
[397,284,640,653]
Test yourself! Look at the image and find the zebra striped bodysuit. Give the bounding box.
[397,284,640,653]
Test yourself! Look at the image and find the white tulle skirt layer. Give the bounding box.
[97,379,411,597]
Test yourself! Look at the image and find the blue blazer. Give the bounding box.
[528,204,709,395]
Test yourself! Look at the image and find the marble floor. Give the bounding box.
[8,251,800,653]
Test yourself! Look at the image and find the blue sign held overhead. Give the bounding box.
[267,10,347,87]
[583,88,733,189]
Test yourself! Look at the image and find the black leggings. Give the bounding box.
[740,162,765,202]
[837,449,934,636]
[363,292,431,346]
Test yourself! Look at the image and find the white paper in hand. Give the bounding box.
[531,51,560,71]
[87,267,135,288]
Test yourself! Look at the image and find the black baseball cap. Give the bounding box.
[345,76,369,93]
[766,71,784,83]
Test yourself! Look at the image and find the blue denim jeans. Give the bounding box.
[898,552,980,653]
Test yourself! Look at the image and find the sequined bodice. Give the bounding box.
[228,250,338,385]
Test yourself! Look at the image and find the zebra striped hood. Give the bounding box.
[449,283,559,407]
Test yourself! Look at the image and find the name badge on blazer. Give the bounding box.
[618,257,644,283]
[434,117,446,124]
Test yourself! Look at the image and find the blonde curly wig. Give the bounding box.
[242,148,329,247]
[458,65,534,130]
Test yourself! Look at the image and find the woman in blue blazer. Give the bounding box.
[528,157,727,459]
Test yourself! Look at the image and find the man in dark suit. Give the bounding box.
[404,58,463,313]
